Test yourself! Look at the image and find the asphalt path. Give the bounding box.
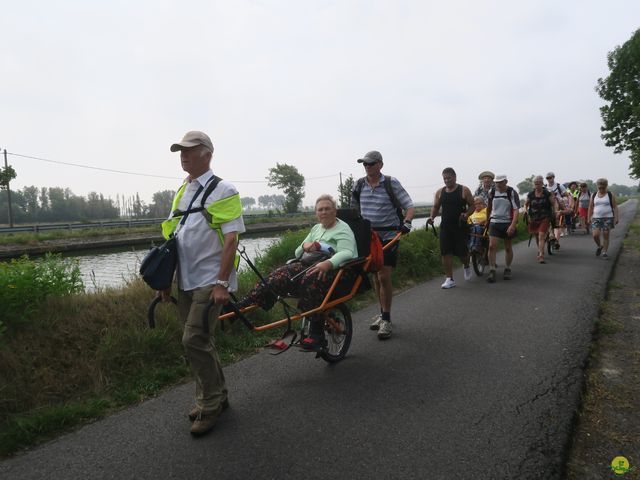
[2,200,636,480]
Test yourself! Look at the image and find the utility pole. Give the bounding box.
[3,149,13,227]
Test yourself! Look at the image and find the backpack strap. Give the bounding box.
[198,175,224,224]
[353,176,404,224]
[171,175,222,220]
[383,176,405,224]
[171,175,217,218]
[352,177,366,211]
[200,175,222,209]
[607,191,614,215]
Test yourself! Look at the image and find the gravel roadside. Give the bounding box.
[566,208,640,479]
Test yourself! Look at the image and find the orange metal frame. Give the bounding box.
[218,231,402,332]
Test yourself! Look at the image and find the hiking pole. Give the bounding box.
[522,213,533,247]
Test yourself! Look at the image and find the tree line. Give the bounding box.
[1,28,640,223]
[0,186,177,223]
[1,170,637,225]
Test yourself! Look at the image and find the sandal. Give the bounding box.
[299,336,322,352]
[537,254,545,264]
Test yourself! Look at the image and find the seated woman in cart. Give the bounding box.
[467,196,488,252]
[237,194,357,350]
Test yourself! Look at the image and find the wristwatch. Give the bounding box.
[214,280,229,289]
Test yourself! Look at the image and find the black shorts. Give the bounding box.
[439,224,468,258]
[489,222,516,239]
[382,238,400,267]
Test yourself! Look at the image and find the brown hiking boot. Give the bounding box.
[188,398,229,422]
[190,411,219,436]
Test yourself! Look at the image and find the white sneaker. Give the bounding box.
[369,314,383,330]
[377,320,392,339]
[441,278,456,289]
[463,267,472,281]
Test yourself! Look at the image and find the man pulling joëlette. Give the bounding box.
[160,130,245,437]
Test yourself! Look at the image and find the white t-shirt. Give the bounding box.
[490,188,520,224]
[547,181,566,202]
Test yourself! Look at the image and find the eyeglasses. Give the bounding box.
[546,176,553,179]
[363,161,379,167]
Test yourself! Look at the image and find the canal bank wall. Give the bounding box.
[0,221,314,259]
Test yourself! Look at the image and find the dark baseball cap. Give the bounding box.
[357,151,383,163]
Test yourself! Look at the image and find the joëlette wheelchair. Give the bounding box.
[147,209,402,364]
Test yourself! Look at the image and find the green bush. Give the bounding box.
[251,229,307,272]
[395,228,442,284]
[0,254,83,333]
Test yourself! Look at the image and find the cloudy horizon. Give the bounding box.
[2,0,638,209]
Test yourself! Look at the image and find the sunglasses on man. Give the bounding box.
[363,161,379,167]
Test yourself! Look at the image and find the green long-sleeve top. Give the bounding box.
[294,219,357,268]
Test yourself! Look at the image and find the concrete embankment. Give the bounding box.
[0,221,313,259]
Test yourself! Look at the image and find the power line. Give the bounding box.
[8,152,182,180]
[7,151,340,183]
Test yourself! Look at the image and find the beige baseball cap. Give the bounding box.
[170,131,214,152]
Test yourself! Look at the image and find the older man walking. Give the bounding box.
[159,130,245,436]
[485,174,520,283]
[351,150,414,340]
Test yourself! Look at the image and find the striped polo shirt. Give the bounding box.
[351,174,413,241]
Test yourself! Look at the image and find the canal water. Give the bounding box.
[72,218,430,291]
[73,235,280,291]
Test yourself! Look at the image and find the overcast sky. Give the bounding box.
[1,0,639,208]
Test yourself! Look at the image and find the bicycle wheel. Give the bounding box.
[471,250,486,276]
[320,303,352,363]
